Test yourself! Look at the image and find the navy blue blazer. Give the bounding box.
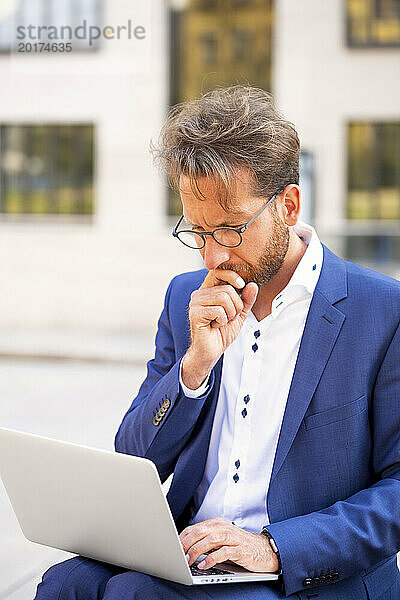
[115,244,400,598]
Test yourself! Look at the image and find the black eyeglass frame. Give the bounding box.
[172,186,288,249]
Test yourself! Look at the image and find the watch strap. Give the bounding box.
[260,527,282,573]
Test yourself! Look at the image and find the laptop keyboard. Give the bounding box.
[190,564,234,577]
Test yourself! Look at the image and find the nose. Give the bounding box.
[201,235,231,271]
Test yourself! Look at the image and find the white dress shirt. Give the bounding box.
[179,221,323,533]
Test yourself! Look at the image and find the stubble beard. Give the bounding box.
[219,210,290,287]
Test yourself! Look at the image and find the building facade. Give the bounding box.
[0,0,198,335]
[0,0,398,336]
[274,0,400,274]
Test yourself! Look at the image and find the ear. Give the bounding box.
[281,185,301,226]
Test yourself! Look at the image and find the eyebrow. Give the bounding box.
[191,221,245,230]
[184,214,249,229]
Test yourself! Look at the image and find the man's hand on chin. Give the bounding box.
[179,517,279,573]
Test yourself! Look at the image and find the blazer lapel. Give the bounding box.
[167,355,224,522]
[269,244,348,486]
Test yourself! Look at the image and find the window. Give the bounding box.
[232,29,251,61]
[230,0,252,8]
[197,0,219,9]
[168,0,274,215]
[347,122,400,220]
[200,31,218,64]
[345,235,400,264]
[0,124,94,216]
[346,122,400,270]
[0,0,102,52]
[169,0,273,105]
[347,0,400,47]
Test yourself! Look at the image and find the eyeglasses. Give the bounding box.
[172,186,287,249]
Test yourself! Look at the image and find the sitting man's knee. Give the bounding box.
[103,571,163,600]
[34,556,121,600]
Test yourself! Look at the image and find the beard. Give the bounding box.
[219,209,290,286]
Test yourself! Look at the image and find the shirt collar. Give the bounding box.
[282,221,323,296]
[266,221,323,317]
[244,221,323,326]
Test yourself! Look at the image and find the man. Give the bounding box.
[35,86,400,599]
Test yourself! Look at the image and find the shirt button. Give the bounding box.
[235,459,240,469]
[254,330,260,338]
[233,473,239,483]
[241,408,247,418]
[252,343,258,352]
[243,395,250,404]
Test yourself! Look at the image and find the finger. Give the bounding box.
[201,268,246,292]
[198,546,240,570]
[179,518,226,553]
[192,288,242,321]
[185,532,230,566]
[199,285,244,314]
[209,283,257,329]
[179,526,198,552]
[190,305,229,328]
[239,282,258,318]
[179,520,212,550]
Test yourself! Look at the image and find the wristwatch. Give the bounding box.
[260,527,282,573]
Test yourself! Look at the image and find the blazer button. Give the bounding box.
[164,398,171,408]
[303,578,313,586]
[152,415,161,426]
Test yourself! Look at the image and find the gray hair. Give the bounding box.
[150,85,300,209]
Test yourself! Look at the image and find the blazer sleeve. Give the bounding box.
[266,318,400,597]
[114,276,215,482]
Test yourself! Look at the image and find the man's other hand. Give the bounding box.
[179,517,279,573]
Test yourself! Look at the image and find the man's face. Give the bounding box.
[179,170,290,287]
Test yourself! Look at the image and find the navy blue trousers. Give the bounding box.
[33,556,290,599]
[35,555,399,599]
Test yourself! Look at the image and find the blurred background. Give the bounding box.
[0,0,399,597]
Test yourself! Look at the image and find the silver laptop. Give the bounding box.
[0,427,279,586]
